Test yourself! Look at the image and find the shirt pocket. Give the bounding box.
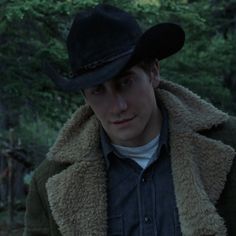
[108,215,124,236]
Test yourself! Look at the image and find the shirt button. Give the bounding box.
[141,177,146,182]
[144,216,151,224]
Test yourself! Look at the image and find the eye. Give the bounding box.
[119,77,133,88]
[90,85,105,95]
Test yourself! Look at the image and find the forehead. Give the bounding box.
[97,65,144,87]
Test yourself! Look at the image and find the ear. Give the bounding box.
[150,60,160,88]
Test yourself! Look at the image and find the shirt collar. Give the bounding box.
[100,105,169,169]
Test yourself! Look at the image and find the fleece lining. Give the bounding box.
[46,80,235,236]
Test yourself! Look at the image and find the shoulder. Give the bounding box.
[27,158,70,218]
[24,159,67,236]
[217,152,236,235]
[32,159,70,196]
[202,115,236,192]
[34,158,69,179]
[209,116,236,235]
[200,115,236,149]
[200,115,236,235]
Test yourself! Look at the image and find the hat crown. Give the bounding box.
[67,4,142,74]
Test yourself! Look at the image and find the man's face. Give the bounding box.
[84,64,162,147]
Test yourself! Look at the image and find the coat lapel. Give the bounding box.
[158,81,235,236]
[46,105,108,235]
[46,156,107,236]
[45,80,235,236]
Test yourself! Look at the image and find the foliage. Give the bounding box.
[0,0,235,160]
[14,113,57,164]
[158,0,236,114]
[0,0,89,130]
[0,112,58,166]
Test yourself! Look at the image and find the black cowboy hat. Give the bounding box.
[46,4,185,92]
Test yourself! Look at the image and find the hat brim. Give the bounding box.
[130,22,185,63]
[49,23,185,92]
[62,52,133,91]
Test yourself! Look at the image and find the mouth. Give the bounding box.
[112,116,135,125]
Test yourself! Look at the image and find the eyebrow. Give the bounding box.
[118,70,134,78]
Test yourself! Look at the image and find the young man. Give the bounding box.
[24,4,236,236]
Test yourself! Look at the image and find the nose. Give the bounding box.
[110,94,128,114]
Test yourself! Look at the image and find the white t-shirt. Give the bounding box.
[112,134,160,169]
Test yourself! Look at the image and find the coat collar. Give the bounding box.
[46,80,235,236]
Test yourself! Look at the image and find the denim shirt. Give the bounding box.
[100,110,182,236]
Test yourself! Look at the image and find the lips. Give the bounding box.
[112,116,135,125]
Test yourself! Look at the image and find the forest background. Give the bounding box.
[0,0,236,234]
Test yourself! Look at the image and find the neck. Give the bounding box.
[141,104,162,144]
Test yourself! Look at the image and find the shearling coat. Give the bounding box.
[24,80,236,236]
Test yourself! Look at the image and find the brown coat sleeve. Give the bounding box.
[23,174,50,236]
[201,116,236,236]
[24,159,67,236]
[217,158,236,236]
